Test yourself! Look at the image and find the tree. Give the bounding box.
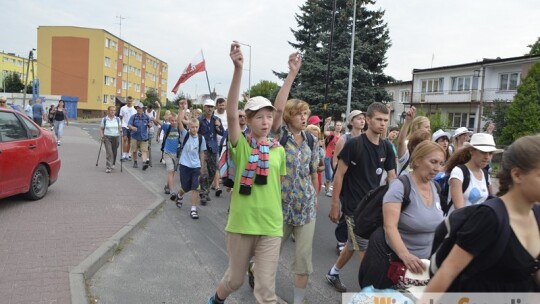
[3,72,25,93]
[247,80,279,100]
[482,99,511,141]
[428,112,449,134]
[275,0,393,119]
[527,37,540,55]
[499,62,540,144]
[144,88,159,107]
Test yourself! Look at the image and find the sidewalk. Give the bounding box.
[0,125,161,304]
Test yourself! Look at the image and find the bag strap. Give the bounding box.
[457,164,471,191]
[398,175,412,210]
[475,198,511,271]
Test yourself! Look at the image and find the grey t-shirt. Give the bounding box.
[383,174,444,259]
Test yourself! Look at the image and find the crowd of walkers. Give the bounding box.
[95,43,539,303]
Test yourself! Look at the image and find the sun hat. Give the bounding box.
[243,96,276,111]
[463,133,503,153]
[203,99,215,107]
[453,127,473,138]
[308,115,322,125]
[432,129,452,142]
[134,102,144,108]
[0,96,7,102]
[347,110,364,125]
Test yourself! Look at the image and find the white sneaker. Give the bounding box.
[329,186,333,191]
[326,190,333,197]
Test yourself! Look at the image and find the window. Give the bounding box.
[387,91,395,101]
[0,112,28,142]
[104,76,115,86]
[134,84,141,92]
[123,64,128,73]
[103,95,109,104]
[122,80,128,89]
[448,112,475,129]
[451,76,473,92]
[104,57,111,67]
[421,78,444,93]
[499,72,520,91]
[110,95,115,103]
[399,90,410,103]
[20,116,39,138]
[105,38,111,48]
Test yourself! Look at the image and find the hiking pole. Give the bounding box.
[119,136,123,173]
[96,139,103,166]
[148,125,153,167]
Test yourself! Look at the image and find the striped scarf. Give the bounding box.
[237,135,280,195]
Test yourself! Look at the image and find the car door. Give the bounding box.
[0,111,38,197]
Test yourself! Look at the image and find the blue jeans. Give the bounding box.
[324,156,334,182]
[54,120,65,139]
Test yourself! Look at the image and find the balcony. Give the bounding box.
[411,89,516,104]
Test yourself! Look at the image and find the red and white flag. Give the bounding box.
[171,50,206,94]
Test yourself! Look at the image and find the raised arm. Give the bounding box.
[226,42,243,146]
[272,52,302,132]
[397,106,416,158]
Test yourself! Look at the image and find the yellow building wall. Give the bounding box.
[1,52,35,85]
[37,26,168,116]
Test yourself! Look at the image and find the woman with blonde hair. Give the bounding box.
[359,141,445,289]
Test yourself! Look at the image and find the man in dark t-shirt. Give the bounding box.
[325,102,397,292]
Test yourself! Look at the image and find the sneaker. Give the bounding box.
[105,168,111,173]
[111,165,115,169]
[120,157,127,162]
[207,296,215,304]
[142,160,149,171]
[215,188,222,197]
[329,185,333,191]
[57,141,61,146]
[127,155,132,161]
[247,260,255,289]
[175,193,183,208]
[133,161,138,168]
[190,209,199,219]
[164,185,170,195]
[200,195,208,206]
[326,190,333,197]
[325,272,347,292]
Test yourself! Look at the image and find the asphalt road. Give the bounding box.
[81,122,360,304]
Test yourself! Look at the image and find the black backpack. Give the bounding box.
[353,175,412,239]
[438,164,490,215]
[178,132,203,158]
[279,126,315,152]
[429,198,540,277]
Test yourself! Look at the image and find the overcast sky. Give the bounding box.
[2,0,539,101]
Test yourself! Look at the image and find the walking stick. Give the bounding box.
[96,139,103,166]
[119,136,123,173]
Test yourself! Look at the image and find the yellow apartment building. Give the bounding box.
[37,26,168,117]
[1,51,36,89]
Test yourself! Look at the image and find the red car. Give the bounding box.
[0,107,61,200]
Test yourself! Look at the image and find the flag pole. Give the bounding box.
[201,50,212,96]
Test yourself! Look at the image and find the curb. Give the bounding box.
[69,197,165,304]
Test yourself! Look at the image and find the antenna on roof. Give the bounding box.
[116,15,127,38]
[431,53,435,68]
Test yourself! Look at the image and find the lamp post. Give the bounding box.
[212,82,221,100]
[238,42,251,97]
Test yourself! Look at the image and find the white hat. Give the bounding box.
[134,102,144,108]
[464,133,503,153]
[347,110,364,125]
[453,127,473,138]
[0,96,6,102]
[203,99,215,107]
[244,96,276,111]
[432,129,452,142]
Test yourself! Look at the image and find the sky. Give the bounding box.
[2,0,539,101]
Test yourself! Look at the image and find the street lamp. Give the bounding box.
[238,42,251,96]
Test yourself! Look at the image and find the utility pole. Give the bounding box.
[22,49,35,107]
[346,0,357,119]
[324,0,337,120]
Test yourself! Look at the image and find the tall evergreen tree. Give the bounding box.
[275,0,393,119]
[499,62,540,144]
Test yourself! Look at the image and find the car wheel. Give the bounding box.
[26,164,49,200]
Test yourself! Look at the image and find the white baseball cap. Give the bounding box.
[244,96,276,112]
[203,99,215,107]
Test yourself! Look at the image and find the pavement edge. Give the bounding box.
[69,197,164,304]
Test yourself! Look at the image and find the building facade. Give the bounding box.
[384,54,540,132]
[383,81,411,127]
[1,51,35,89]
[37,26,168,117]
